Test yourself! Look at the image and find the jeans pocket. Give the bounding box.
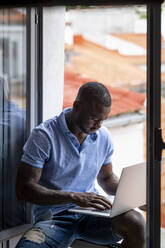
[35,209,55,229]
[36,209,53,222]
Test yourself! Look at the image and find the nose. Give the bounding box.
[94,120,102,129]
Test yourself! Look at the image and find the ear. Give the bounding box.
[73,100,82,111]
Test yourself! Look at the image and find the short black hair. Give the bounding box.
[76,82,111,107]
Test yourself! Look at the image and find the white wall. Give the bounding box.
[43,6,65,121]
[107,122,145,177]
[162,6,165,40]
[66,7,136,35]
[96,121,145,196]
[66,6,148,37]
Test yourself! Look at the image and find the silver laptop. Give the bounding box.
[68,162,146,218]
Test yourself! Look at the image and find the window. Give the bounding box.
[0,2,163,248]
[0,8,27,231]
[64,4,147,183]
[0,7,43,234]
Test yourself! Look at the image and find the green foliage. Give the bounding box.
[136,9,147,19]
[139,13,147,19]
[66,6,92,11]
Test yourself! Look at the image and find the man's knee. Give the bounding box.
[23,228,46,244]
[113,210,146,242]
[125,210,146,241]
[16,228,46,248]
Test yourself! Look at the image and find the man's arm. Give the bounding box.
[16,162,74,205]
[97,163,119,196]
[16,162,112,209]
[97,163,147,211]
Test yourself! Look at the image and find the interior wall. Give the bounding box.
[43,6,65,121]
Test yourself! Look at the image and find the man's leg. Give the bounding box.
[112,210,146,248]
[76,214,122,246]
[75,210,145,248]
[16,211,81,248]
[16,228,48,248]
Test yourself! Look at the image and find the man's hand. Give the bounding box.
[72,192,112,210]
[139,205,147,211]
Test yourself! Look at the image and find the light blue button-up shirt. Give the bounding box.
[21,108,114,219]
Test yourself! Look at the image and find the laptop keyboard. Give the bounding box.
[90,208,111,213]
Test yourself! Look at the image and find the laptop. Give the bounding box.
[68,162,146,218]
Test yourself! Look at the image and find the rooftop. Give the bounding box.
[0,9,26,25]
[65,33,165,87]
[113,33,165,63]
[65,34,146,88]
[64,69,146,117]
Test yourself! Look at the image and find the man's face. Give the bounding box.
[74,101,110,134]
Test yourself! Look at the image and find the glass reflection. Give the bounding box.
[0,8,26,230]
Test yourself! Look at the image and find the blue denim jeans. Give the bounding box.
[16,210,121,248]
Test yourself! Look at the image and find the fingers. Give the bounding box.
[90,196,112,210]
[75,192,112,210]
[89,201,110,210]
[139,205,147,211]
[98,195,112,207]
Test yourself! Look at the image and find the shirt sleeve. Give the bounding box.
[102,128,114,165]
[21,128,51,168]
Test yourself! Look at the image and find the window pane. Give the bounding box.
[0,8,27,230]
[64,6,147,245]
[64,5,147,177]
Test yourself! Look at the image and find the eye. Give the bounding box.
[93,118,99,122]
[88,116,97,121]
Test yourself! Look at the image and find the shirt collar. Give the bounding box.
[90,132,97,141]
[57,108,98,141]
[58,108,71,135]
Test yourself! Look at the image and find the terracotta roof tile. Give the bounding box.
[113,33,165,63]
[0,9,26,24]
[66,35,146,88]
[64,70,145,117]
[113,33,147,49]
[66,34,165,90]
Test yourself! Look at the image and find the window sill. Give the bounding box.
[0,224,32,242]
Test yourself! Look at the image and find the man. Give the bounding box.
[0,77,26,230]
[16,82,146,248]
